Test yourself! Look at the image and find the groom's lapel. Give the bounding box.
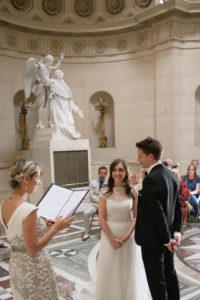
[138,186,144,207]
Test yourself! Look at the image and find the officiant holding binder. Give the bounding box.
[0,158,74,300]
[82,166,107,241]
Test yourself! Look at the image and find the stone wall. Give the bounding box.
[0,0,200,193]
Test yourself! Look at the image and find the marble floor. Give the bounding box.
[0,214,200,300]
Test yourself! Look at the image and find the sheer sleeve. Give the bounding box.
[131,186,137,199]
[99,187,108,200]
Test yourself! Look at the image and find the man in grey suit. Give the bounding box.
[135,137,182,300]
[82,166,107,241]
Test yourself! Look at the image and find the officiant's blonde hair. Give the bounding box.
[9,158,39,189]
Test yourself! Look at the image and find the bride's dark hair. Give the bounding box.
[106,158,133,198]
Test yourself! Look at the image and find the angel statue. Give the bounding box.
[49,69,84,139]
[24,53,64,128]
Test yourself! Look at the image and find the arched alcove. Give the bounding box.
[13,90,36,150]
[89,91,115,148]
[195,85,200,145]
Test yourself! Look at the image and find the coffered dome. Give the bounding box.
[0,0,155,34]
[0,0,199,59]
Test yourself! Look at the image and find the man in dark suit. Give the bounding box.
[135,137,182,300]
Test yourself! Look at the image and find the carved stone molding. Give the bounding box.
[11,0,31,10]
[28,38,40,51]
[167,21,173,39]
[42,0,63,16]
[135,0,152,8]
[5,33,18,48]
[72,41,85,54]
[1,12,200,59]
[74,0,93,17]
[116,39,126,51]
[153,26,160,43]
[184,22,196,36]
[105,0,124,15]
[50,39,63,54]
[137,33,147,48]
[95,40,106,53]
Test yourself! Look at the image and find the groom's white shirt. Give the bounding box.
[147,161,161,174]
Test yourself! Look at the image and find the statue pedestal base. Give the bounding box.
[30,127,91,206]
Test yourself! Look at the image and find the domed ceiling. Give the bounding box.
[0,0,155,34]
[0,0,198,58]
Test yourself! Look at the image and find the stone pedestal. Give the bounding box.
[30,127,91,205]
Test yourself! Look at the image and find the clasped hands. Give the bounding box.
[111,235,129,249]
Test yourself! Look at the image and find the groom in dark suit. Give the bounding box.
[135,137,182,300]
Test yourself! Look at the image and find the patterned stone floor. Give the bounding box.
[0,214,200,300]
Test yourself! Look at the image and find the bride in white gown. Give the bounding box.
[95,158,151,300]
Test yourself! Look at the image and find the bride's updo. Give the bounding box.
[9,158,39,189]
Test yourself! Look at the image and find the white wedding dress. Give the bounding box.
[95,186,151,300]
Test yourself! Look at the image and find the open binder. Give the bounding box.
[36,183,88,220]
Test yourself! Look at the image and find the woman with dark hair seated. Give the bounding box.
[182,164,200,218]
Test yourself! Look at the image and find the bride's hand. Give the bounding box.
[110,237,123,249]
[119,234,130,244]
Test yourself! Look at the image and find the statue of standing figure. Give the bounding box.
[24,53,84,139]
[49,69,84,139]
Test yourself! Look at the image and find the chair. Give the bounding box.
[89,211,99,232]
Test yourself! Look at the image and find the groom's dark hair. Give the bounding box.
[136,137,162,160]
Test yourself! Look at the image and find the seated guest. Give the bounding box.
[182,164,200,217]
[178,180,191,225]
[129,171,138,186]
[171,169,189,225]
[171,168,181,182]
[82,166,107,241]
[134,168,148,192]
[166,158,173,169]
[191,159,200,177]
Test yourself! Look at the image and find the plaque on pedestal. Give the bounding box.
[30,127,91,204]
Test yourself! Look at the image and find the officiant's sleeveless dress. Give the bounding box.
[95,186,151,300]
[0,202,59,300]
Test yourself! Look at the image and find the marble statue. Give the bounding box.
[49,69,84,139]
[24,53,64,128]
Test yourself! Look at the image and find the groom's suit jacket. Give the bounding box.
[135,164,182,248]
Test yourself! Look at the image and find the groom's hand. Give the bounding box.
[167,239,177,253]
